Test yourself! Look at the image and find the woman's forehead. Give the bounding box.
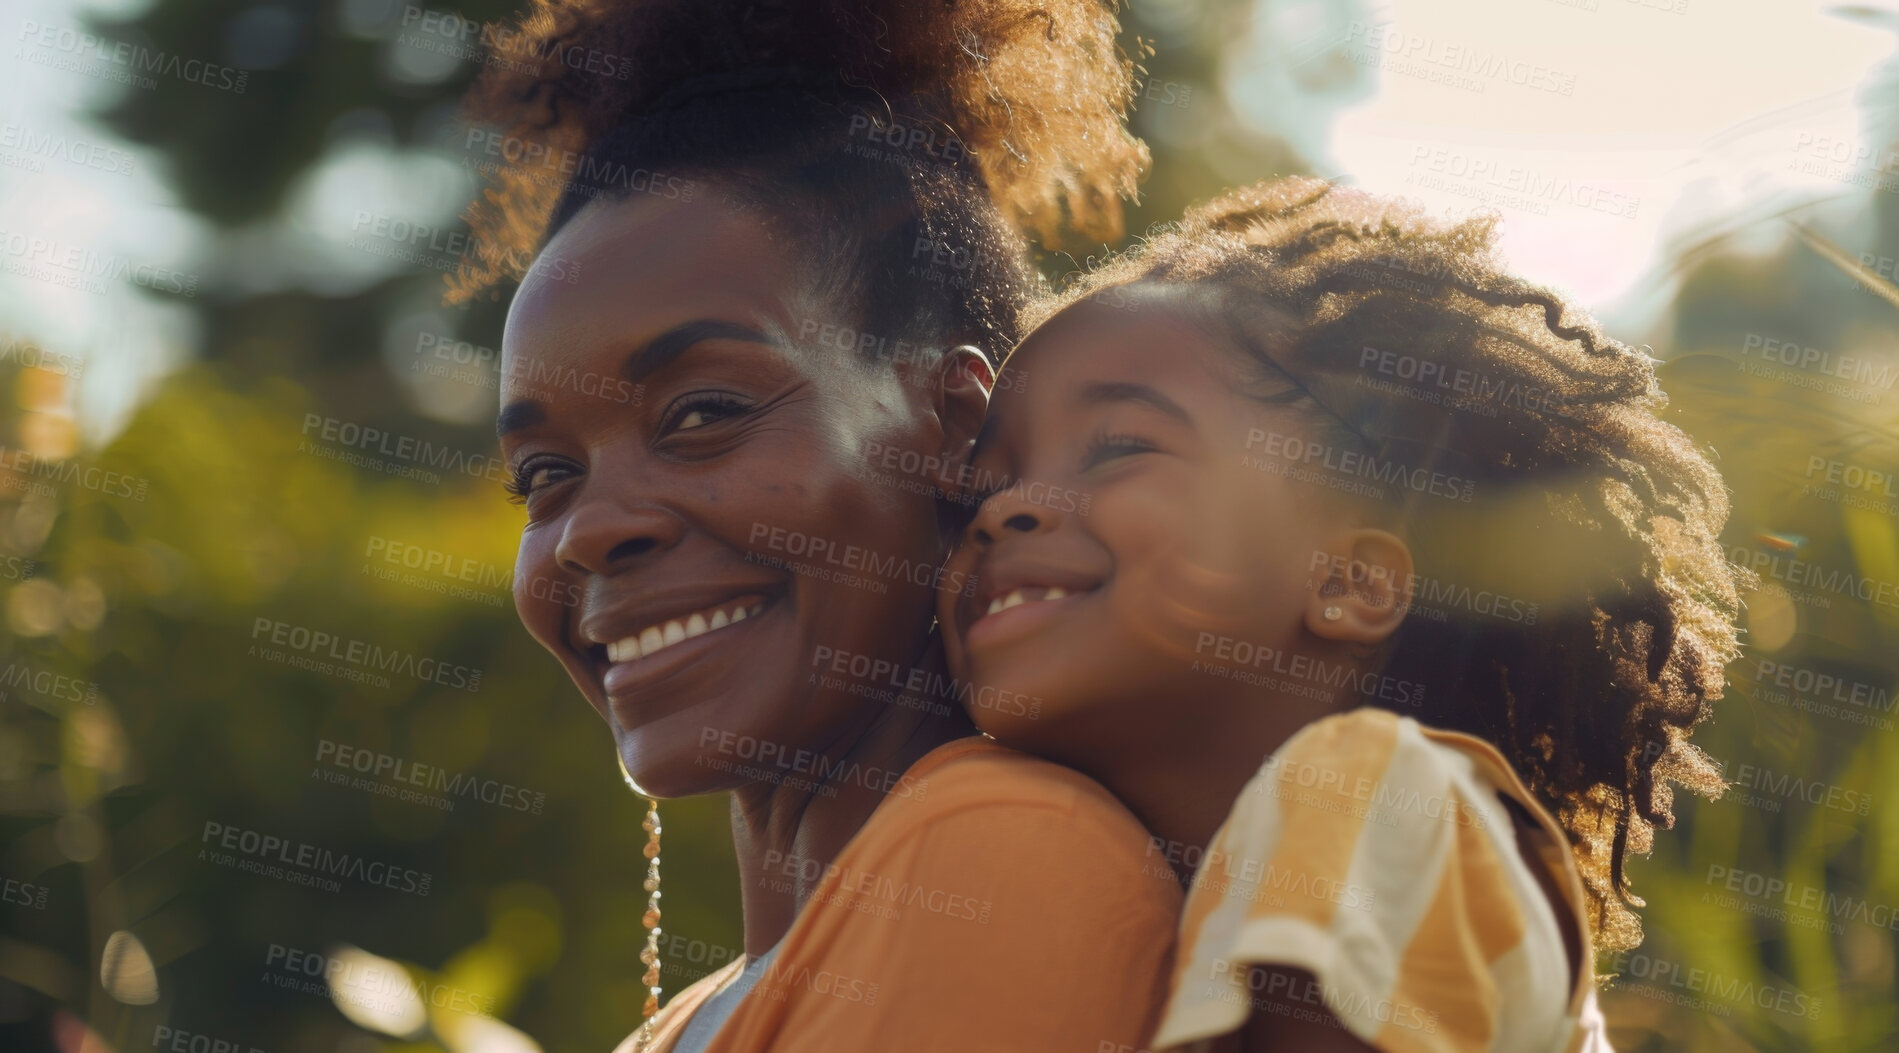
[503,194,805,360]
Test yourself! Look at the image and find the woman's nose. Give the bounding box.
[553,484,687,575]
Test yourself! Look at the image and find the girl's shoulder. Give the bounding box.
[1156,707,1600,1052]
[1249,707,1548,831]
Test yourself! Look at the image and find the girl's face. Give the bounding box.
[938,286,1399,770]
[501,190,983,797]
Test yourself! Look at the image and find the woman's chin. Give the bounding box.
[611,743,742,801]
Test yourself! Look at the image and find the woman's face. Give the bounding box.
[501,189,982,797]
[937,288,1394,770]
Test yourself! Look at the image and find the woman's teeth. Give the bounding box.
[984,585,1067,616]
[605,601,765,663]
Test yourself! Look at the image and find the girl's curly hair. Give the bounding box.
[1036,177,1756,953]
[448,0,1151,363]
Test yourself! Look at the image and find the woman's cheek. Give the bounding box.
[512,532,570,653]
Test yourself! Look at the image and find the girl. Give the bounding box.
[939,177,1754,1052]
[466,1,1181,1050]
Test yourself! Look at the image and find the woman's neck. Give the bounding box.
[725,639,975,958]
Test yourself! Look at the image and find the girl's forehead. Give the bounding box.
[1010,289,1264,390]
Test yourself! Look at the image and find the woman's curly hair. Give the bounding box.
[448,0,1151,362]
[1035,176,1757,953]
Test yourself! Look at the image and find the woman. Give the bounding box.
[457,1,1179,1050]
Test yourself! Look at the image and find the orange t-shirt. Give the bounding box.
[618,735,1183,1053]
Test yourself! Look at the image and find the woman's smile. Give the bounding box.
[583,585,786,709]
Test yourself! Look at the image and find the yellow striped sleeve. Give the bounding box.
[1375,785,1525,1052]
[1152,710,1582,1053]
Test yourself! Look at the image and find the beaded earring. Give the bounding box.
[619,754,663,1050]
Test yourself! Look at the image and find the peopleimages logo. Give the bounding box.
[250,616,483,692]
[313,739,545,814]
[1742,333,1898,387]
[1191,631,1425,707]
[401,6,632,81]
[460,129,693,201]
[299,414,508,484]
[0,658,100,705]
[760,849,994,924]
[1701,868,1899,937]
[1756,660,1894,712]
[0,123,134,176]
[698,728,930,799]
[809,646,1041,721]
[15,20,249,94]
[151,1024,266,1053]
[1306,551,1539,626]
[1603,947,1821,1020]
[0,445,149,501]
[347,211,581,284]
[1711,758,1871,816]
[1729,545,1899,611]
[201,821,432,895]
[1252,750,1488,829]
[747,522,977,596]
[0,229,198,295]
[1245,428,1476,504]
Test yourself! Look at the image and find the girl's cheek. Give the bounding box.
[938,548,976,620]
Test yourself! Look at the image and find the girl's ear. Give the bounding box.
[1305,529,1413,644]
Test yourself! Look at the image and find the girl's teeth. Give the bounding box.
[607,600,766,663]
[983,586,1073,618]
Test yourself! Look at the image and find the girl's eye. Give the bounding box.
[1082,431,1157,470]
[664,392,752,434]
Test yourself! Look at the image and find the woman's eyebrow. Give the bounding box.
[1075,380,1192,423]
[497,400,546,438]
[495,319,772,438]
[621,319,773,382]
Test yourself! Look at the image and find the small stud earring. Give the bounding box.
[1322,606,1343,621]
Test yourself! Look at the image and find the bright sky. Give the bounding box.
[1224,0,1896,324]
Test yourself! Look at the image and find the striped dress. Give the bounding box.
[1153,707,1615,1053]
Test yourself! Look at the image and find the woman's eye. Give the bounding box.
[504,459,576,505]
[664,393,752,434]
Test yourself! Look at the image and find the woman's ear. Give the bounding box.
[930,344,993,469]
[1305,529,1413,644]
